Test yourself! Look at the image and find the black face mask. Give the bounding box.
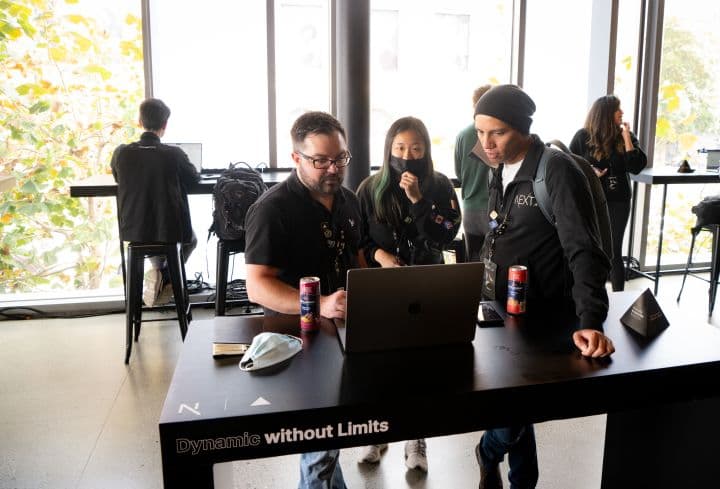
[389,155,428,177]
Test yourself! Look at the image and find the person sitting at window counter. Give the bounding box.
[110,98,200,306]
[355,116,461,471]
[569,94,647,292]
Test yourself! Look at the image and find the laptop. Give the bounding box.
[707,149,720,172]
[334,262,484,354]
[166,142,203,173]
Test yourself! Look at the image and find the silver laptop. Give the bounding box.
[335,262,484,354]
[166,142,203,173]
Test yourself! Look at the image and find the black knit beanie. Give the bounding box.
[474,84,536,135]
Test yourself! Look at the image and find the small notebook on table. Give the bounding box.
[212,316,264,358]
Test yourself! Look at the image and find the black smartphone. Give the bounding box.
[477,301,506,327]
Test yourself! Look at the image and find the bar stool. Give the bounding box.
[215,238,245,315]
[677,196,720,318]
[125,242,190,364]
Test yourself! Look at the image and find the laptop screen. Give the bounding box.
[336,262,484,353]
[166,142,202,173]
[707,150,720,171]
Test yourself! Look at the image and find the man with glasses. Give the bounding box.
[244,111,365,489]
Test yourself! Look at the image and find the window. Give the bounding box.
[613,0,643,132]
[149,1,270,167]
[645,1,720,267]
[0,0,143,297]
[523,0,593,144]
[370,0,513,177]
[274,0,331,167]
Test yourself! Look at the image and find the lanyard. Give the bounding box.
[487,173,520,261]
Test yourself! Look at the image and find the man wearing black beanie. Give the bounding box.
[472,85,614,488]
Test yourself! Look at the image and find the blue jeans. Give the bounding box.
[478,425,538,489]
[298,450,346,489]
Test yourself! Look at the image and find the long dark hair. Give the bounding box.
[361,117,435,229]
[584,95,624,161]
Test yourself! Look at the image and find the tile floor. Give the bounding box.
[0,272,717,489]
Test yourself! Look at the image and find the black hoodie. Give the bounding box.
[482,136,610,330]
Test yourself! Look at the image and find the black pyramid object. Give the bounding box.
[620,288,669,338]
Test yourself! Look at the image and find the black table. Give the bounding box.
[68,170,290,198]
[628,167,720,294]
[158,293,720,488]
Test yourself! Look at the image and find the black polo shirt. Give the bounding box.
[244,170,363,295]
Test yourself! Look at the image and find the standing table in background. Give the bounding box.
[628,167,720,294]
[69,170,290,303]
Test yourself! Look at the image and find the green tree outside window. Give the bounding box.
[0,0,143,294]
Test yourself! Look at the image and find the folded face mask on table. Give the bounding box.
[239,332,303,371]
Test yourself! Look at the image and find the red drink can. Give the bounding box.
[506,265,527,315]
[300,276,321,331]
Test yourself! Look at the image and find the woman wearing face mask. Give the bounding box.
[570,94,647,292]
[357,116,461,269]
[355,116,461,471]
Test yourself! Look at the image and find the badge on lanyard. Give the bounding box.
[489,210,499,231]
[482,258,497,300]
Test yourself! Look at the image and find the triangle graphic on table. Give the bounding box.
[251,397,271,406]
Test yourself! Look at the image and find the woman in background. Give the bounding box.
[570,94,647,291]
[355,116,461,471]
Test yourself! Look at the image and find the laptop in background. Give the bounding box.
[166,142,203,173]
[334,262,484,354]
[706,149,720,172]
[698,148,720,172]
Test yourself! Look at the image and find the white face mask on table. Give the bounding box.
[239,333,303,371]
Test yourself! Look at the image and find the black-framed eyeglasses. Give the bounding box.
[296,150,352,169]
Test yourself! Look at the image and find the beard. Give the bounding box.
[298,165,344,196]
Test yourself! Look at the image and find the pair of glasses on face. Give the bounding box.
[296,150,352,169]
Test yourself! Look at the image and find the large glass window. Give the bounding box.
[370,0,513,177]
[149,1,269,167]
[0,0,143,297]
[524,0,593,145]
[275,0,331,167]
[614,0,643,130]
[149,1,331,284]
[645,1,720,267]
[654,2,720,170]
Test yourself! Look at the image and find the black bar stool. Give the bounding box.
[215,238,245,315]
[677,196,720,318]
[125,242,190,363]
[677,224,720,318]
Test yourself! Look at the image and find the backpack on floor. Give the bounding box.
[533,140,613,261]
[209,162,268,242]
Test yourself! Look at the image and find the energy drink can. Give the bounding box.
[506,265,527,315]
[300,276,321,331]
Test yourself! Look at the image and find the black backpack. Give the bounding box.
[691,195,720,228]
[209,162,268,242]
[533,140,613,261]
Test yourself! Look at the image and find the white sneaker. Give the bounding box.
[358,444,388,464]
[143,269,162,306]
[404,439,428,472]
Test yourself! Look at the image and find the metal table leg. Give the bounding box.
[626,180,639,275]
[653,184,669,295]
